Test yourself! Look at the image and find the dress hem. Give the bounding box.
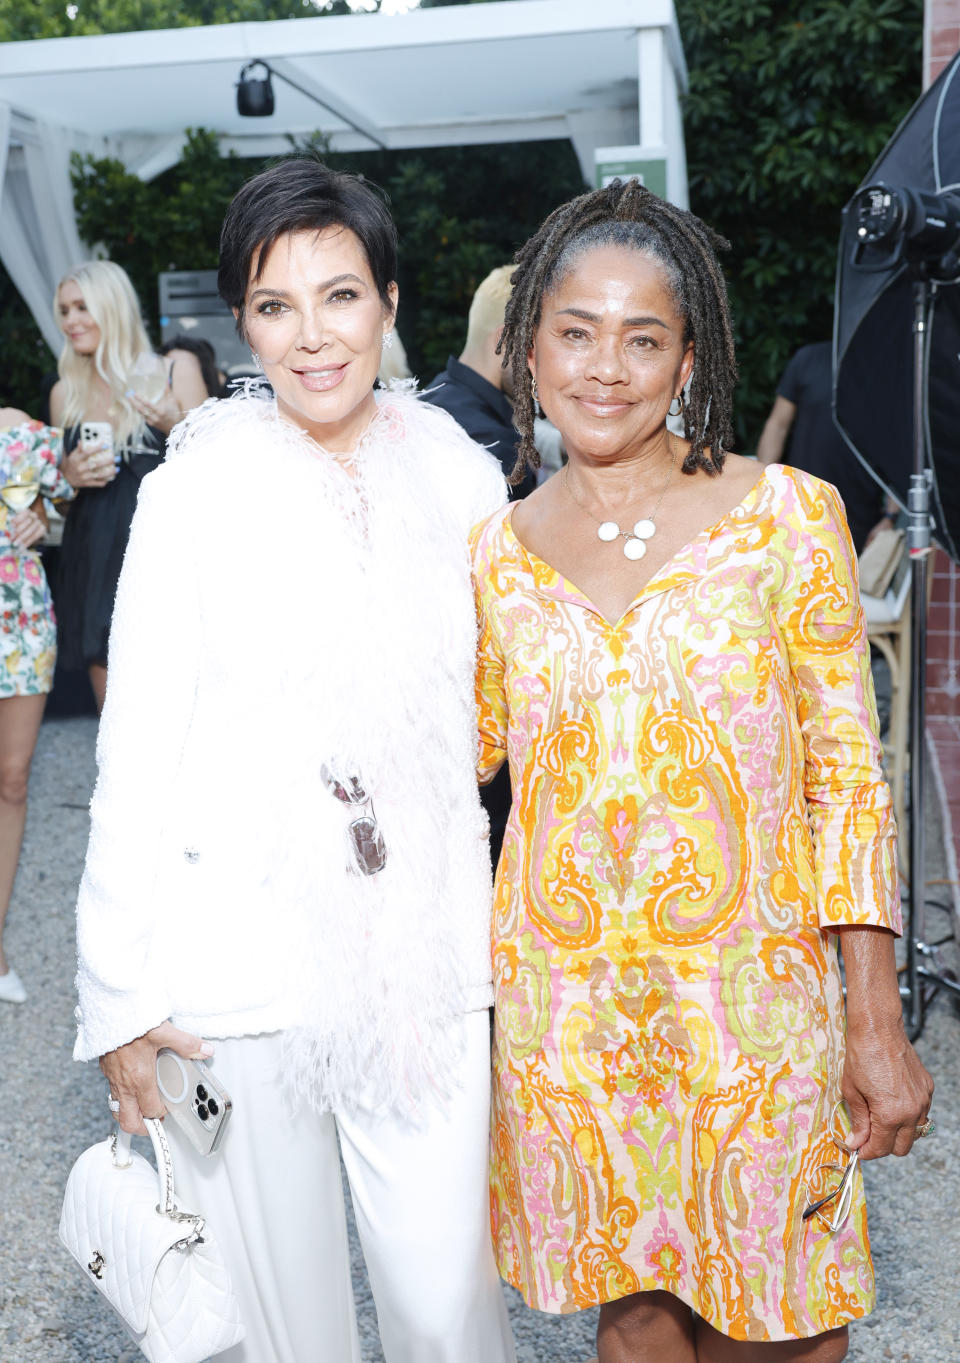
[496,1262,875,1342]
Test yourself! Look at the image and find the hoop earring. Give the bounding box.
[382,330,395,350]
[668,391,685,417]
[250,352,262,369]
[531,375,539,402]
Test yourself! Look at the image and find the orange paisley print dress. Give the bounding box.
[471,465,900,1342]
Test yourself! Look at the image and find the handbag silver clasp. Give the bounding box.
[87,1250,105,1279]
[155,1205,206,1250]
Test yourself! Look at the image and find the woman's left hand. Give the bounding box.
[842,1012,934,1159]
[129,388,184,437]
[839,924,934,1159]
[8,504,48,550]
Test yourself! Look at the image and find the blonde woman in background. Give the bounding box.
[51,260,207,710]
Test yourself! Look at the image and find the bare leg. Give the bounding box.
[0,693,47,974]
[597,1292,697,1363]
[89,661,107,714]
[592,1295,848,1363]
[695,1318,848,1363]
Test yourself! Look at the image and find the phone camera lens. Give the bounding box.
[207,1098,219,1116]
[196,1084,208,1101]
[197,1104,209,1121]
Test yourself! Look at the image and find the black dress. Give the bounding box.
[57,426,166,669]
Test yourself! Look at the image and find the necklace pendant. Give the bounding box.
[623,536,647,561]
[633,518,656,541]
[597,521,620,543]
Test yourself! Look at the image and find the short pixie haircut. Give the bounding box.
[218,155,398,334]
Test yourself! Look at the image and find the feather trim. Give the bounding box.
[149,390,503,1116]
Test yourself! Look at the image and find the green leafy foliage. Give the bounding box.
[0,0,351,43]
[675,0,923,448]
[70,129,257,337]
[0,282,55,410]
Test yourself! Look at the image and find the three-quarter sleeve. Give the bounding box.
[471,521,508,784]
[774,474,901,933]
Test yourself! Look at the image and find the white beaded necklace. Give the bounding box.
[563,443,679,560]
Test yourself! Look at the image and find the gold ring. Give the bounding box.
[915,1118,935,1139]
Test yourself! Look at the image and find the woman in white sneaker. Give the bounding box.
[72,156,516,1363]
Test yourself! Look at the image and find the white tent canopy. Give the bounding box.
[0,0,688,351]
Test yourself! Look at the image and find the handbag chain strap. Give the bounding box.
[110,1118,206,1249]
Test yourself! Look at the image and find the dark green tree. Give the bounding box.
[0,289,54,410]
[675,0,924,449]
[69,129,258,338]
[0,0,354,42]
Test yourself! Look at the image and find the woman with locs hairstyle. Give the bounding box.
[472,179,933,1362]
[72,157,516,1363]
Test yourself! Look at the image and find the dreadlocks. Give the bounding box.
[499,179,737,486]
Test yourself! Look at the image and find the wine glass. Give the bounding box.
[128,353,169,407]
[0,461,42,547]
[1,463,41,515]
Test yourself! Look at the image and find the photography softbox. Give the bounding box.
[834,53,960,562]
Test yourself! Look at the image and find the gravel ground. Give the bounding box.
[0,715,957,1363]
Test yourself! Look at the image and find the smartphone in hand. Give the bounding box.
[156,1048,233,1156]
[80,420,118,472]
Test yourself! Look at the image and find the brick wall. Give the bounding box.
[927,552,960,715]
[924,5,960,716]
[926,0,960,85]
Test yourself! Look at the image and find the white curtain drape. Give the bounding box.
[0,102,86,356]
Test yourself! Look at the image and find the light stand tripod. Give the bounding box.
[902,272,960,1040]
[833,62,960,1038]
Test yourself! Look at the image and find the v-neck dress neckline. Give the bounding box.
[504,467,771,627]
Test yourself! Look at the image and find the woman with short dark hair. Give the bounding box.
[473,179,933,1362]
[72,157,516,1363]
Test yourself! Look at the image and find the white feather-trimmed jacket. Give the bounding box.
[73,388,506,1113]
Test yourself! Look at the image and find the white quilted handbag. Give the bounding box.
[59,1117,245,1363]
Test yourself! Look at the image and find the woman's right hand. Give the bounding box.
[100,1021,214,1135]
[8,504,48,550]
[62,442,116,490]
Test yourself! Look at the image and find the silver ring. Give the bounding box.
[108,1098,120,1114]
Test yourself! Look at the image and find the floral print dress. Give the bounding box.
[471,465,900,1343]
[0,422,73,696]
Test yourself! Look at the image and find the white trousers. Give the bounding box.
[164,1011,515,1363]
